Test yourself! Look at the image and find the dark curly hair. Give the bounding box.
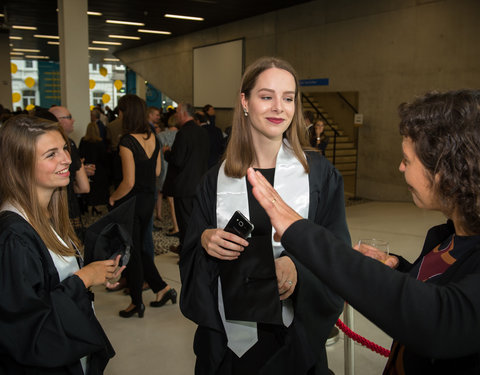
[399,90,480,234]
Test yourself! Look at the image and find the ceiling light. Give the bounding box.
[106,20,145,26]
[138,29,171,35]
[9,36,22,40]
[25,55,50,59]
[109,34,141,40]
[92,40,122,45]
[87,11,102,16]
[12,25,38,30]
[0,13,4,17]
[48,41,60,45]
[164,14,204,21]
[13,48,41,53]
[10,52,24,55]
[34,34,60,39]
[104,58,120,62]
[88,46,109,51]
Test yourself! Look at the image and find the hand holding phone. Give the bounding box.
[224,210,254,239]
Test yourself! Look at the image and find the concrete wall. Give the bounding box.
[116,0,480,201]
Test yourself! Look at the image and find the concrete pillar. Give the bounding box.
[57,0,89,144]
[0,31,13,110]
[136,73,147,100]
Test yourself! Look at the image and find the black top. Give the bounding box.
[119,134,159,196]
[220,168,282,324]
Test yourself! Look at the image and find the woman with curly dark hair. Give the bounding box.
[248,90,480,374]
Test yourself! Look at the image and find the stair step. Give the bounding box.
[330,162,357,171]
[327,142,355,149]
[325,149,357,157]
[330,155,357,163]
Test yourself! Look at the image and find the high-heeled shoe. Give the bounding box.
[150,288,177,307]
[119,303,145,318]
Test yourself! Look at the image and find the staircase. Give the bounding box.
[302,93,358,198]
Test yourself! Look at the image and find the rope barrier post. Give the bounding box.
[344,303,355,375]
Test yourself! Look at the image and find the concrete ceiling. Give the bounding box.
[1,0,312,63]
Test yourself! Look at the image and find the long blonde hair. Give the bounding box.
[0,115,79,255]
[224,56,310,177]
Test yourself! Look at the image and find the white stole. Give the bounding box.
[216,140,309,357]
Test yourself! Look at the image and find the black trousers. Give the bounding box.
[174,195,194,253]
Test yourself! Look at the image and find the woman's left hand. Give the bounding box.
[108,196,115,207]
[275,256,297,300]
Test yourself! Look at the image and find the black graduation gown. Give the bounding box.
[0,211,115,375]
[179,151,351,375]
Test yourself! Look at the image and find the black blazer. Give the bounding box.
[164,120,210,198]
[0,211,114,374]
[282,219,480,374]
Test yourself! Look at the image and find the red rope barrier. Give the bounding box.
[335,319,391,358]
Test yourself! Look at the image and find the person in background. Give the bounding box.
[180,57,350,374]
[156,114,180,236]
[303,110,315,140]
[310,118,329,156]
[90,108,107,143]
[247,89,480,374]
[200,106,226,168]
[79,122,109,215]
[49,105,91,241]
[0,115,124,374]
[163,103,210,255]
[109,94,176,318]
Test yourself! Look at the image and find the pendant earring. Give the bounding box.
[243,108,248,117]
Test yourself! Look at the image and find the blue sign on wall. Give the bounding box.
[299,78,329,87]
[38,61,61,107]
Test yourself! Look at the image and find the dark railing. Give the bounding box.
[301,93,340,165]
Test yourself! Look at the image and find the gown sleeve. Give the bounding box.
[282,219,480,359]
[0,222,111,368]
[179,165,225,332]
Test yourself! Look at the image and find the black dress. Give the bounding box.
[115,134,167,306]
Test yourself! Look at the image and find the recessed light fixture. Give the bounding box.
[25,55,50,59]
[9,36,22,40]
[109,34,141,40]
[48,41,60,45]
[10,52,24,55]
[87,11,102,16]
[13,48,41,53]
[164,14,204,21]
[138,29,171,35]
[0,13,4,17]
[88,47,109,51]
[34,34,60,39]
[104,58,120,62]
[12,25,38,30]
[92,40,122,46]
[106,20,145,26]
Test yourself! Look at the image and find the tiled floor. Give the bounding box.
[93,201,445,375]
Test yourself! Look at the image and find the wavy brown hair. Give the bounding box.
[224,56,310,177]
[0,115,79,255]
[399,90,480,235]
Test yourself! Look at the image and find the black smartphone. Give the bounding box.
[224,210,254,239]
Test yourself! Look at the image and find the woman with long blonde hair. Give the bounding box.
[0,115,123,374]
[180,57,350,374]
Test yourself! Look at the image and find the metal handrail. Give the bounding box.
[301,93,339,165]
